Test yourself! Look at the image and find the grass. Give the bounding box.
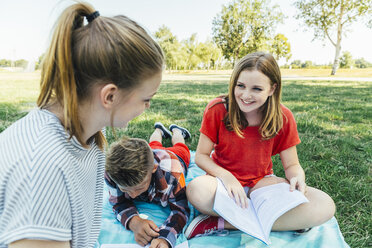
[1,71,371,247]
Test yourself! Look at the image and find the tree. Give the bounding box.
[294,0,372,75]
[0,59,11,67]
[339,51,354,68]
[35,54,44,70]
[290,60,302,68]
[183,34,201,70]
[354,58,372,68]
[15,59,28,68]
[154,26,184,70]
[212,0,287,65]
[301,60,313,68]
[195,40,222,70]
[269,33,292,62]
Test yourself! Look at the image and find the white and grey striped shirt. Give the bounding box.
[0,109,105,248]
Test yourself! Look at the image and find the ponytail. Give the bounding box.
[37,2,164,150]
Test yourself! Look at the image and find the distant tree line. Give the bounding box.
[1,0,371,73]
[0,55,43,69]
[285,51,372,69]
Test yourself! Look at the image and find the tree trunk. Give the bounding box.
[331,42,342,75]
[331,3,344,75]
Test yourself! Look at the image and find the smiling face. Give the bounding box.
[113,72,162,128]
[234,70,276,121]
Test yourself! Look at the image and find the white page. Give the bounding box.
[213,177,267,244]
[250,183,309,242]
[101,240,188,248]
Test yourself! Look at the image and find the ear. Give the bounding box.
[269,83,277,96]
[100,83,119,109]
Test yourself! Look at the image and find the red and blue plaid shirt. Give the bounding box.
[104,148,190,248]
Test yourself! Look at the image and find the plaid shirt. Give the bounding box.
[104,149,190,248]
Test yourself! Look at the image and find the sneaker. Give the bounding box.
[184,214,228,239]
[154,122,172,139]
[169,124,191,139]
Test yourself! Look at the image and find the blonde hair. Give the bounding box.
[105,137,153,187]
[223,52,283,140]
[37,2,164,149]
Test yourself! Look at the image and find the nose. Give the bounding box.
[242,89,251,99]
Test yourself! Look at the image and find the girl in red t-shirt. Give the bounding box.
[185,52,335,239]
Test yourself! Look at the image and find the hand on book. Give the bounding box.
[128,216,160,246]
[289,176,306,194]
[219,172,249,209]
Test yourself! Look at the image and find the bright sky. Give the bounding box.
[0,0,371,65]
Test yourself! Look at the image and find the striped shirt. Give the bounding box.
[105,149,190,248]
[0,109,105,248]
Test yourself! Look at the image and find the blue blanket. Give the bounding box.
[96,152,349,248]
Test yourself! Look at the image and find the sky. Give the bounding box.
[0,0,371,65]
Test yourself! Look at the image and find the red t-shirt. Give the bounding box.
[200,98,301,187]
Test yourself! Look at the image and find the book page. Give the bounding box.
[213,177,268,244]
[250,183,309,242]
[101,240,188,248]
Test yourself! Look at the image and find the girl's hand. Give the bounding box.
[280,146,306,194]
[289,175,306,194]
[220,172,249,209]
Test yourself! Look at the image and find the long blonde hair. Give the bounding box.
[37,2,164,149]
[224,52,283,140]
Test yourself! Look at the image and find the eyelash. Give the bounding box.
[237,84,262,91]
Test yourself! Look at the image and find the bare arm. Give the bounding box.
[280,145,306,193]
[195,133,249,208]
[9,240,70,248]
[195,133,231,178]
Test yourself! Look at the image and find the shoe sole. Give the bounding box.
[169,124,191,139]
[154,122,172,139]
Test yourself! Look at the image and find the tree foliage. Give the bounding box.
[269,33,291,62]
[339,51,354,68]
[212,0,289,64]
[294,0,372,75]
[354,57,372,68]
[154,26,223,70]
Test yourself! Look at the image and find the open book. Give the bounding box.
[213,178,309,245]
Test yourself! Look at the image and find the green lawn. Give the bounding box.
[0,71,371,247]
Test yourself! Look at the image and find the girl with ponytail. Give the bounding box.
[0,2,163,248]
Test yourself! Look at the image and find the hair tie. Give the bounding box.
[86,11,100,23]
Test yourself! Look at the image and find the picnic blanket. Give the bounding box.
[96,152,349,248]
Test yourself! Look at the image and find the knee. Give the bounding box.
[322,193,336,221]
[308,189,336,225]
[186,176,216,206]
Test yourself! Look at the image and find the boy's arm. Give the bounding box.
[104,172,140,229]
[157,179,190,248]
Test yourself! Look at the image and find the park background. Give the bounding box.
[0,0,371,247]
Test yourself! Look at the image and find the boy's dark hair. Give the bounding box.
[105,137,154,187]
